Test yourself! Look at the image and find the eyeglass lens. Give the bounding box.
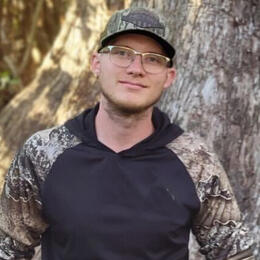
[109,46,169,74]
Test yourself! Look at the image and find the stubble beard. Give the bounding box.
[100,87,163,116]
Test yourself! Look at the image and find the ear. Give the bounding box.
[163,67,176,89]
[91,52,101,77]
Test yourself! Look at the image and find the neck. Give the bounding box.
[95,100,154,153]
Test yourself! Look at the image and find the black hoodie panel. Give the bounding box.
[64,104,184,155]
[41,105,200,260]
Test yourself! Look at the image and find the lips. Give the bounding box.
[118,80,147,89]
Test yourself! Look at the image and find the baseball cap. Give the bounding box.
[98,7,175,59]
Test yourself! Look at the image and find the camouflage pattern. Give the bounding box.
[0,125,255,259]
[167,132,255,260]
[98,7,175,59]
[0,126,81,259]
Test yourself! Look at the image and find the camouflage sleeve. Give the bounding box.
[0,138,49,260]
[0,125,81,259]
[167,133,256,260]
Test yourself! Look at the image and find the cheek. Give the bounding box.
[100,60,121,78]
[150,74,168,90]
[161,73,170,89]
[99,63,116,84]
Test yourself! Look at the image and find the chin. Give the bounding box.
[114,103,151,115]
[102,91,160,115]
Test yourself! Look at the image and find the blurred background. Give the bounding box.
[0,0,71,110]
[0,0,259,259]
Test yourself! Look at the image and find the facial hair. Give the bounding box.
[100,85,163,116]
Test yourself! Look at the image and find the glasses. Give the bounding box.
[99,45,172,74]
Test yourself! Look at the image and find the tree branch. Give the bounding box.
[18,0,44,74]
[0,20,20,82]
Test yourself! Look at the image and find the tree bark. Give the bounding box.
[0,0,71,99]
[0,0,110,187]
[131,0,260,258]
[0,0,259,259]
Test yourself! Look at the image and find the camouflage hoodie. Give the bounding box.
[0,104,255,259]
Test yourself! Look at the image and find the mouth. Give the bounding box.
[118,80,147,89]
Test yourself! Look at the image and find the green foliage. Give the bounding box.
[0,71,21,110]
[0,71,20,91]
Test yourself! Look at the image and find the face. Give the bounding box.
[91,33,176,114]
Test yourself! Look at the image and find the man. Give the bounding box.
[0,7,255,260]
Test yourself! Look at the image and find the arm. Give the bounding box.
[0,139,48,259]
[167,132,255,260]
[0,125,81,259]
[192,173,255,260]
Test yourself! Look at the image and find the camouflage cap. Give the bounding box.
[98,7,175,59]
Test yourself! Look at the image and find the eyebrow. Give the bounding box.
[113,44,167,56]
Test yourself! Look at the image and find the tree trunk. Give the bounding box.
[0,0,71,109]
[131,0,260,258]
[0,0,110,188]
[0,0,259,259]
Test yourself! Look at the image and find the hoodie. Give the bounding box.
[41,104,200,260]
[0,105,255,260]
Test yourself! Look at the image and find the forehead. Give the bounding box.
[110,33,166,55]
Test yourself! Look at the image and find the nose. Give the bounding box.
[126,55,146,76]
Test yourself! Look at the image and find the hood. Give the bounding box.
[65,104,183,156]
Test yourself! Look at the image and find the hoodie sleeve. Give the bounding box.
[167,133,256,260]
[0,125,81,259]
[0,139,48,260]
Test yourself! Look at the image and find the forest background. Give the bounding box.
[0,0,259,259]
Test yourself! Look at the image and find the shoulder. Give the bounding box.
[24,124,80,155]
[26,124,79,146]
[167,132,237,204]
[21,125,81,182]
[167,132,221,183]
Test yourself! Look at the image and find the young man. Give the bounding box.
[0,7,255,260]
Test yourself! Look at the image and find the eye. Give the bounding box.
[144,54,164,65]
[148,56,159,63]
[117,50,127,56]
[112,47,132,58]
